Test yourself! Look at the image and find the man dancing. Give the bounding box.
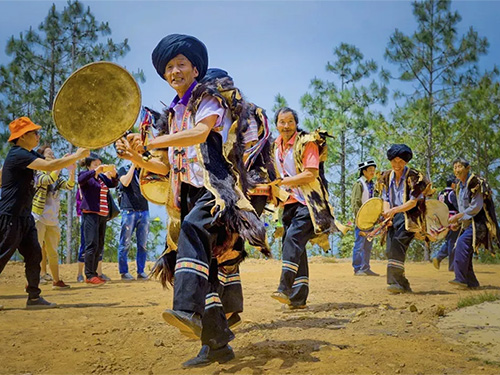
[448,158,500,289]
[271,107,338,310]
[380,144,431,294]
[116,34,268,367]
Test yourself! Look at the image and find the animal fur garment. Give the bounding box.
[458,174,500,254]
[379,168,432,242]
[149,77,270,287]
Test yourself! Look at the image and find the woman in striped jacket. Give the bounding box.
[78,153,118,285]
[32,145,75,289]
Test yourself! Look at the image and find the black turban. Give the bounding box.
[151,34,208,81]
[201,68,233,84]
[387,144,413,162]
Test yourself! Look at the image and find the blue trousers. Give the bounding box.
[352,227,374,272]
[434,228,460,271]
[118,210,149,274]
[453,225,480,287]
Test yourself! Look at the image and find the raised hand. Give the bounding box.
[75,148,90,159]
[382,208,396,220]
[126,133,143,153]
[116,137,138,161]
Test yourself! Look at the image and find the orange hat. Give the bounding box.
[8,117,42,142]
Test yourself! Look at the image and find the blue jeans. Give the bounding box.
[118,210,149,274]
[352,227,374,272]
[453,224,479,287]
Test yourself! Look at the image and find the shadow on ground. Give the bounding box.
[218,339,348,375]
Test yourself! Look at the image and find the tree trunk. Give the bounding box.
[423,1,435,262]
[65,28,78,264]
[340,129,346,218]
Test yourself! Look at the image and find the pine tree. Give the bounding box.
[385,0,488,180]
[0,0,141,263]
[301,43,387,219]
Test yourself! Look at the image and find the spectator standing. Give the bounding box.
[32,145,75,289]
[117,163,150,280]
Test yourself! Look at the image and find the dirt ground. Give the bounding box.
[1,258,500,375]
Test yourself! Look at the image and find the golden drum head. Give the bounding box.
[139,170,169,205]
[425,199,449,241]
[53,62,141,148]
[356,197,383,230]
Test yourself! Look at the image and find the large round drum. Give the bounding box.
[355,197,384,230]
[139,150,170,205]
[53,62,141,148]
[425,199,450,241]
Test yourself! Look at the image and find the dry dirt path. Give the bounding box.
[1,258,499,374]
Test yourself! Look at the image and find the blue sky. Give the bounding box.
[1,0,499,122]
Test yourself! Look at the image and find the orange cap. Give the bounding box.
[8,117,42,142]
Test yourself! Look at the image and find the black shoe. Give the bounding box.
[182,345,235,368]
[364,269,379,276]
[227,313,242,330]
[162,309,202,339]
[26,297,58,309]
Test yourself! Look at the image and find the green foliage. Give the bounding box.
[385,0,488,179]
[272,93,289,122]
[0,1,142,263]
[103,214,120,262]
[457,292,500,309]
[477,251,500,264]
[301,43,388,219]
[448,70,500,197]
[147,217,167,259]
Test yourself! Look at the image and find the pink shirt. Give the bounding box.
[275,132,319,205]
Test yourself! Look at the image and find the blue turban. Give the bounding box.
[151,34,208,81]
[387,144,413,162]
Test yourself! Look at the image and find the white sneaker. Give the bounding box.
[41,273,53,281]
[121,273,135,281]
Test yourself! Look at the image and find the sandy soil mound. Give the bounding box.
[1,258,499,374]
[438,300,500,364]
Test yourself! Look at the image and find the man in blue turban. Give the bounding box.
[151,34,208,82]
[379,144,431,294]
[117,34,269,368]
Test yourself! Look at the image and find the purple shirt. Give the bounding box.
[78,170,118,213]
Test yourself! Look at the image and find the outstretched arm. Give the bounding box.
[28,148,89,172]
